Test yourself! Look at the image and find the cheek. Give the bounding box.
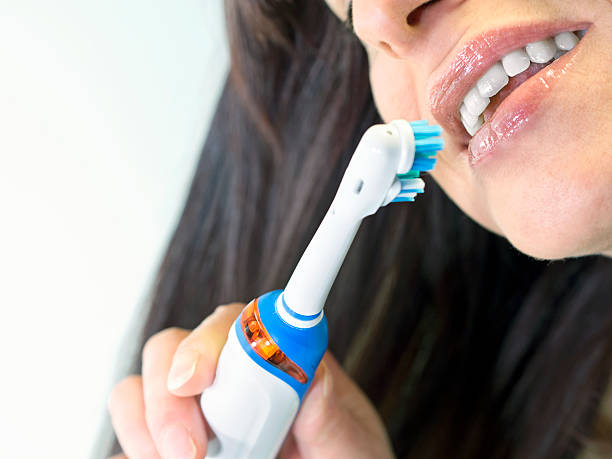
[369,58,421,122]
[480,146,612,259]
[429,162,503,235]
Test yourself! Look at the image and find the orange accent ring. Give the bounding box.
[240,299,308,384]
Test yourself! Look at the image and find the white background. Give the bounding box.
[0,1,228,457]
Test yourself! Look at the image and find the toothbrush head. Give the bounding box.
[392,120,443,203]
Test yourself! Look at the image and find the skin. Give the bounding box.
[109,1,612,457]
[109,305,393,458]
[330,0,612,260]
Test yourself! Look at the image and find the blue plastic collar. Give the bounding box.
[235,290,328,401]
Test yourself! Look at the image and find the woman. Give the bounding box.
[107,1,612,458]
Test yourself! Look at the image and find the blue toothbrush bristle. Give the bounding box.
[412,126,443,140]
[391,120,443,203]
[411,157,437,171]
[415,138,444,152]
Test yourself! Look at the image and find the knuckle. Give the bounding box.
[213,304,231,315]
[143,327,186,358]
[108,375,141,413]
[214,303,244,315]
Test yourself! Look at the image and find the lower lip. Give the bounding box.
[467,39,585,166]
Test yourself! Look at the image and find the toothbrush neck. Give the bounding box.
[281,122,408,325]
[282,208,362,321]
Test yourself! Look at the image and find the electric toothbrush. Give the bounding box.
[200,119,443,459]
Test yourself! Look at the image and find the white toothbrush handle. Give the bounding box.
[201,323,300,459]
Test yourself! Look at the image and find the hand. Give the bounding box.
[108,303,243,459]
[108,303,394,459]
[279,352,395,459]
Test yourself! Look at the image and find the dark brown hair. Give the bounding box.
[108,1,612,457]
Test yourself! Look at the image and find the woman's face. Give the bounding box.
[325,0,612,259]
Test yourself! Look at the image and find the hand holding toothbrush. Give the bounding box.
[108,303,394,459]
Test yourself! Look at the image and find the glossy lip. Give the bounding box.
[467,38,587,165]
[428,21,591,145]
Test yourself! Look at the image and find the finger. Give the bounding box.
[142,327,206,459]
[278,432,301,459]
[108,375,161,459]
[166,303,244,395]
[108,455,128,459]
[291,353,394,459]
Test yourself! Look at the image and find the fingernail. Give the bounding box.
[160,424,196,459]
[307,361,330,402]
[293,361,332,434]
[321,361,330,398]
[167,351,199,391]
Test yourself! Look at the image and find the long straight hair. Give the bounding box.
[110,1,612,457]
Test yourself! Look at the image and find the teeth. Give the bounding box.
[460,103,480,126]
[463,87,490,116]
[501,49,531,77]
[525,38,557,63]
[458,30,586,137]
[461,114,484,136]
[554,31,579,51]
[476,62,509,98]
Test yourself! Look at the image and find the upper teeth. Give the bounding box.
[460,30,586,136]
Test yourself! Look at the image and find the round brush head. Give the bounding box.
[393,120,443,203]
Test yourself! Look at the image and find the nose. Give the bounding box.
[352,0,436,59]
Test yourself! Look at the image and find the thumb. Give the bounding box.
[289,352,394,459]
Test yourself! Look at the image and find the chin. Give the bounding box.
[489,200,612,261]
[505,232,591,261]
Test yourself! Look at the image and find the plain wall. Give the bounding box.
[0,1,228,457]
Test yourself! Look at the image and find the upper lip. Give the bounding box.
[427,21,591,144]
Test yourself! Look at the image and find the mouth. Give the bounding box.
[428,22,591,164]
